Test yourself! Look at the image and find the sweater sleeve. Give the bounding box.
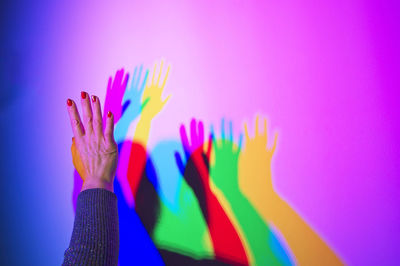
[62,188,119,266]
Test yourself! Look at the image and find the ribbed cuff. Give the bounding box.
[63,189,119,265]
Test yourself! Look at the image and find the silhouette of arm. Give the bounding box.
[72,69,129,210]
[134,60,171,145]
[175,119,249,265]
[65,92,119,265]
[210,120,292,265]
[239,115,343,266]
[126,60,171,200]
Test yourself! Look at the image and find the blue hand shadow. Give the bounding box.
[114,142,163,265]
[114,65,149,144]
[149,140,185,213]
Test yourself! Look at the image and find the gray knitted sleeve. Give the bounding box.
[62,188,119,266]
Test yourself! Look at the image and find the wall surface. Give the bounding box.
[0,0,399,265]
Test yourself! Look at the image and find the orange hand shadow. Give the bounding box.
[239,115,343,266]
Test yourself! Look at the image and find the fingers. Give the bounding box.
[190,119,197,147]
[244,122,250,142]
[106,76,112,94]
[271,132,278,154]
[122,71,129,91]
[179,124,190,159]
[140,70,149,94]
[130,66,138,90]
[237,133,243,151]
[156,60,163,86]
[175,151,185,176]
[264,118,268,138]
[104,111,115,145]
[221,118,225,141]
[91,95,103,138]
[210,124,217,150]
[198,120,204,148]
[67,98,84,139]
[134,65,144,91]
[255,114,260,135]
[151,63,157,86]
[229,120,233,142]
[80,91,94,135]
[206,133,213,161]
[112,69,123,90]
[160,65,170,89]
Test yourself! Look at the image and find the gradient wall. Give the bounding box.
[0,0,399,265]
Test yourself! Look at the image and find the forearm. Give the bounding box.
[225,191,292,265]
[261,196,342,266]
[63,188,119,266]
[201,187,248,265]
[133,117,152,146]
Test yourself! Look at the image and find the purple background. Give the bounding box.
[0,0,399,265]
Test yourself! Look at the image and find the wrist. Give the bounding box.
[81,179,114,193]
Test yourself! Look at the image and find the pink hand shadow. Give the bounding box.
[116,141,135,208]
[72,170,83,212]
[102,68,129,126]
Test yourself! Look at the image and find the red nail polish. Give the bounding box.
[107,111,112,118]
[81,91,86,99]
[91,95,96,102]
[67,99,72,106]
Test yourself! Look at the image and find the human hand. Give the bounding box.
[68,92,118,192]
[140,60,171,120]
[210,119,243,196]
[239,115,278,202]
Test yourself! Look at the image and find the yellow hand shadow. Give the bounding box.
[239,115,343,266]
[134,59,171,145]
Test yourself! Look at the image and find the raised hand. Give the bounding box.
[68,92,117,192]
[71,69,127,210]
[133,60,171,147]
[122,65,149,111]
[239,115,343,265]
[239,115,278,204]
[211,118,292,265]
[174,118,249,265]
[140,60,171,120]
[175,118,212,183]
[114,65,149,144]
[210,119,242,195]
[103,68,129,126]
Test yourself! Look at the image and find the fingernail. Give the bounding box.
[107,111,112,118]
[81,91,87,99]
[91,95,96,102]
[67,99,72,106]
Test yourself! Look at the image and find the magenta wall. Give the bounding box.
[1,0,399,265]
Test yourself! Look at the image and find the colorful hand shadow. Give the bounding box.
[239,115,343,266]
[210,119,293,265]
[175,118,249,265]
